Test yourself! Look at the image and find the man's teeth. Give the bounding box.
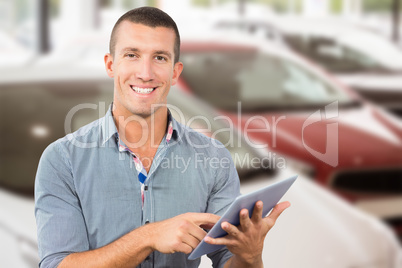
[131,86,155,94]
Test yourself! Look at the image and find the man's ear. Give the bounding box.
[104,53,114,78]
[171,61,183,86]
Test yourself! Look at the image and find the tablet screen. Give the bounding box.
[188,175,297,260]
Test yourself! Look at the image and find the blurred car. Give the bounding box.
[212,16,287,48]
[172,3,286,49]
[210,3,286,48]
[276,17,402,117]
[177,32,402,234]
[0,55,401,267]
[202,167,402,268]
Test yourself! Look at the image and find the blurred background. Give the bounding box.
[1,0,402,267]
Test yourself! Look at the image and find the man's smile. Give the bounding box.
[130,85,157,95]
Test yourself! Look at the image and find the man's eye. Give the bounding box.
[155,56,167,61]
[127,54,136,58]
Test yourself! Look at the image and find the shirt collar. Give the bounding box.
[101,105,118,146]
[101,104,178,148]
[165,110,174,143]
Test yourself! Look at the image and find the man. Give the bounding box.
[35,7,290,268]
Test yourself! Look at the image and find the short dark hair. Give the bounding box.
[109,6,181,63]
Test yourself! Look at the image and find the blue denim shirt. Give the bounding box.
[35,106,240,268]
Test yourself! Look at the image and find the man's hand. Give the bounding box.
[148,212,220,255]
[58,212,219,268]
[204,201,290,267]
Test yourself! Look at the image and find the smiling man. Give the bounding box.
[34,7,289,268]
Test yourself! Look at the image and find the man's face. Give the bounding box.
[104,21,183,118]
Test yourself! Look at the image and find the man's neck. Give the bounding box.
[113,107,168,153]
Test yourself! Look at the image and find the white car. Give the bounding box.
[172,3,287,48]
[201,169,402,268]
[276,17,402,117]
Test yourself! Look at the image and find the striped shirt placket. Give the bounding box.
[118,119,174,208]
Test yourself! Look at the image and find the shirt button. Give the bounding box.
[144,185,148,191]
[145,220,150,224]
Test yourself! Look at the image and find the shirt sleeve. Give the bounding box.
[34,141,89,268]
[206,146,241,268]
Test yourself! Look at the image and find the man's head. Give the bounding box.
[104,7,183,120]
[109,6,181,63]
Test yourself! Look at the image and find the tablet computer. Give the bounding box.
[188,175,297,260]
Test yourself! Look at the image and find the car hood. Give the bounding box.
[241,169,401,268]
[230,105,402,169]
[336,73,402,92]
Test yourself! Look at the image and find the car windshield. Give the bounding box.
[180,49,352,112]
[340,32,402,71]
[0,81,113,197]
[285,32,402,73]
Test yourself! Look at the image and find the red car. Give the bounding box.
[177,35,402,234]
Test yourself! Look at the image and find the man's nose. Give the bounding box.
[136,59,154,81]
